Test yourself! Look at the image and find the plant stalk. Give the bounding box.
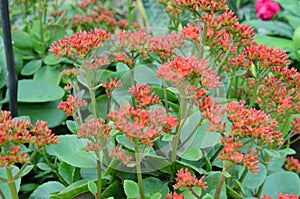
[134,144,145,199]
[248,78,259,109]
[6,166,19,199]
[96,153,102,199]
[214,172,226,199]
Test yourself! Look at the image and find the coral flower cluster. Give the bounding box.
[0,111,59,167]
[49,28,111,59]
[108,84,178,146]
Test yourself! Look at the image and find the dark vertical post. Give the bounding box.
[0,0,18,117]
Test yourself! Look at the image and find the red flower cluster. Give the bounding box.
[108,105,178,146]
[57,95,87,117]
[173,168,208,190]
[285,156,300,174]
[240,44,290,71]
[85,56,110,71]
[109,146,132,165]
[49,29,111,59]
[256,75,300,116]
[255,0,280,21]
[0,145,29,167]
[262,192,299,199]
[157,56,220,90]
[172,0,228,13]
[0,111,59,166]
[150,32,184,61]
[59,68,79,83]
[166,192,184,199]
[128,84,161,109]
[292,118,300,135]
[77,118,111,152]
[219,137,260,175]
[30,120,60,148]
[115,30,152,59]
[101,77,122,97]
[227,101,283,145]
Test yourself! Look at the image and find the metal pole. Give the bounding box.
[0,0,18,117]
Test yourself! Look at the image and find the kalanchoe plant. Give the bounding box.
[2,0,300,198]
[0,110,59,199]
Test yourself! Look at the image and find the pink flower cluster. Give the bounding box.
[255,0,280,21]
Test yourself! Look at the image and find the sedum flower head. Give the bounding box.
[173,168,208,190]
[0,111,59,166]
[108,105,178,147]
[227,101,283,146]
[57,95,87,117]
[128,83,161,109]
[77,118,111,152]
[285,156,300,174]
[49,28,111,60]
[157,56,220,90]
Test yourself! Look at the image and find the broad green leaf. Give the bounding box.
[116,62,130,72]
[226,185,243,199]
[58,161,76,184]
[254,35,294,52]
[92,94,108,119]
[182,186,202,199]
[20,183,39,192]
[244,20,293,38]
[264,149,281,158]
[134,64,161,85]
[178,147,203,161]
[262,171,300,197]
[87,181,97,195]
[12,30,32,48]
[151,193,162,199]
[46,24,67,44]
[51,135,97,168]
[241,163,267,189]
[29,181,65,199]
[18,101,66,128]
[37,163,52,171]
[44,53,64,65]
[21,59,42,76]
[283,14,300,29]
[142,177,169,197]
[274,0,300,16]
[80,168,97,180]
[34,66,61,85]
[293,27,300,60]
[124,180,140,198]
[151,86,178,102]
[279,148,296,156]
[141,0,169,30]
[18,80,65,102]
[0,166,21,199]
[66,120,78,134]
[50,179,93,199]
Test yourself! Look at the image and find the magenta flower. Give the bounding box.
[255,0,280,21]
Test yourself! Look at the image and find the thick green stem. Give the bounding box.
[89,86,110,165]
[37,0,45,58]
[214,172,226,199]
[248,78,259,109]
[6,166,19,199]
[96,153,102,199]
[162,81,169,113]
[134,145,145,199]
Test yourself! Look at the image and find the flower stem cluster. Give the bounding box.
[0,111,59,167]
